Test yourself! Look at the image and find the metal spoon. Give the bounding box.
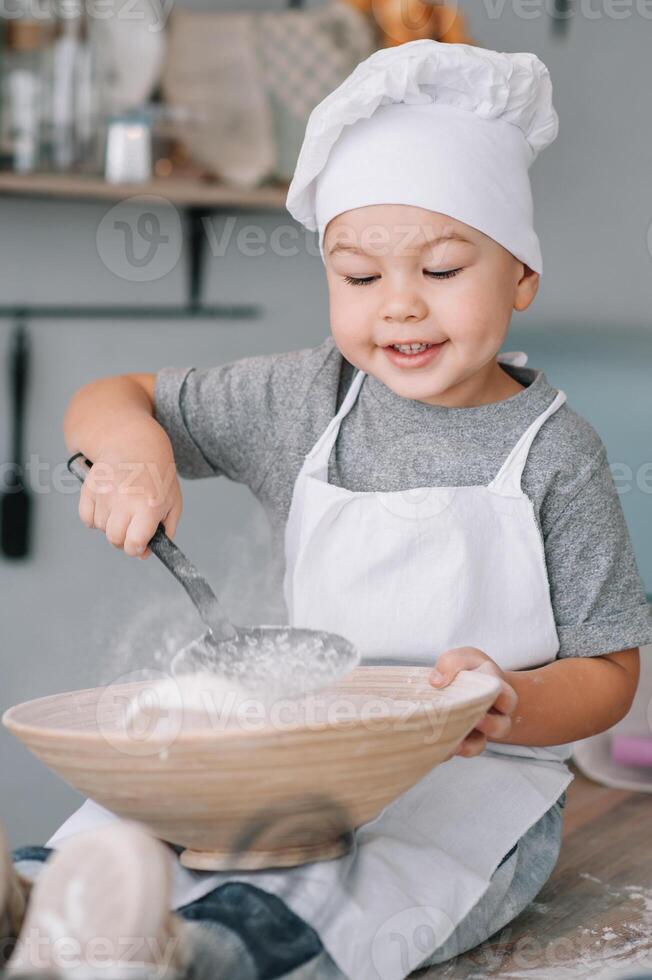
[67,453,359,698]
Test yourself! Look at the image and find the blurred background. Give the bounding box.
[0,0,651,849]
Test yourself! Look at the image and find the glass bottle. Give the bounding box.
[74,17,104,174]
[4,21,48,173]
[49,16,82,170]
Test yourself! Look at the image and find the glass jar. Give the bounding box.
[4,19,54,173]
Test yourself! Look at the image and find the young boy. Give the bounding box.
[3,39,650,980]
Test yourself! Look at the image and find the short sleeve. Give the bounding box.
[153,339,338,493]
[543,449,652,658]
[154,354,291,491]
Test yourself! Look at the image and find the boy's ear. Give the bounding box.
[513,263,540,312]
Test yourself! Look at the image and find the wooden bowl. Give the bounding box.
[3,667,500,870]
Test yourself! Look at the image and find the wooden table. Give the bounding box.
[414,767,652,978]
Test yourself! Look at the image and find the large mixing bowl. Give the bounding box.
[3,667,500,870]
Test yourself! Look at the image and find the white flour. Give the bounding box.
[95,508,353,699]
[125,672,421,735]
[452,872,652,979]
[93,505,286,687]
[170,625,356,700]
[125,671,253,733]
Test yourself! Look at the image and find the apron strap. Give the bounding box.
[488,389,568,497]
[305,369,367,472]
[496,350,528,368]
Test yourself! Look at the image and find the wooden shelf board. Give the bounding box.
[0,171,290,209]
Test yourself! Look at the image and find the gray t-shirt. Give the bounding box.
[155,335,652,660]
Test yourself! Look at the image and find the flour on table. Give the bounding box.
[461,873,652,979]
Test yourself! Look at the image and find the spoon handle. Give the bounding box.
[67,452,236,643]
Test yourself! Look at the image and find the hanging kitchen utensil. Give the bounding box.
[1,321,33,559]
[67,453,359,699]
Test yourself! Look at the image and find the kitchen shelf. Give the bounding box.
[0,171,290,209]
[0,172,292,320]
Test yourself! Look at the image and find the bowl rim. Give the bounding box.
[2,668,502,748]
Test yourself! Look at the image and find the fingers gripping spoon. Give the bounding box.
[67,453,359,699]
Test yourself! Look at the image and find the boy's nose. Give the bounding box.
[381,292,429,322]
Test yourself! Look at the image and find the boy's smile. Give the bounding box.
[382,340,447,370]
[324,204,540,408]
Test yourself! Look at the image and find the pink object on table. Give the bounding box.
[611,734,652,769]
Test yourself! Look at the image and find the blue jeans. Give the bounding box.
[11,791,566,980]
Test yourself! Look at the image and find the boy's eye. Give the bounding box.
[343,275,378,286]
[426,269,462,280]
[343,269,461,286]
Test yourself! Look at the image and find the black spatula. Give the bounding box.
[1,322,32,559]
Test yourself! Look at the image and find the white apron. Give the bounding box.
[49,352,574,980]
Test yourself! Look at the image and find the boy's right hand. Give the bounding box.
[77,419,182,559]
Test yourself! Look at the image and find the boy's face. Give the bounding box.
[324,204,539,406]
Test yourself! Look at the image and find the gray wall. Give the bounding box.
[2,0,651,848]
[461,0,652,329]
[0,208,330,847]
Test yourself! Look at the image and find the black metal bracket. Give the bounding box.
[0,304,261,321]
[187,207,205,314]
[551,0,572,36]
[0,193,264,321]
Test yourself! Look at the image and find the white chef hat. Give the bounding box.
[285,39,558,275]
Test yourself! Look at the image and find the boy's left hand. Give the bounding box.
[429,647,518,759]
